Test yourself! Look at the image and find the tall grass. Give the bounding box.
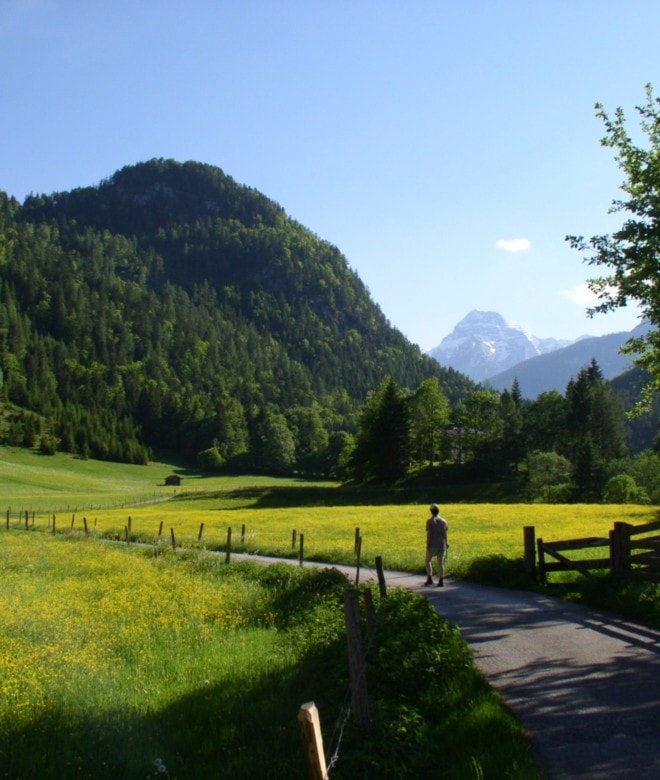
[0,533,541,778]
[28,500,656,577]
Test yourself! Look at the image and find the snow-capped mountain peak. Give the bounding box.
[427,310,572,382]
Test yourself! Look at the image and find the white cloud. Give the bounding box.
[496,238,531,252]
[563,283,597,304]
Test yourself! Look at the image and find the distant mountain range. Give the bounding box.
[428,310,648,399]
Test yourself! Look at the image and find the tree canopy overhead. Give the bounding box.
[567,84,660,414]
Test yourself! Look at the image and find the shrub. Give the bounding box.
[526,451,572,501]
[196,445,225,471]
[603,474,650,504]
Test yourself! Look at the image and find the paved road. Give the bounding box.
[243,554,660,779]
[359,565,660,780]
[418,578,660,779]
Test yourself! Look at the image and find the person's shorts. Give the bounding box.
[427,546,446,558]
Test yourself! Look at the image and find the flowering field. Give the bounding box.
[0,529,546,779]
[10,500,657,576]
[0,534,270,713]
[1,450,656,777]
[0,532,329,777]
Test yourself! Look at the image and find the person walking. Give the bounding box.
[424,504,448,586]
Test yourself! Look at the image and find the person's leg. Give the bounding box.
[436,552,445,586]
[424,550,434,584]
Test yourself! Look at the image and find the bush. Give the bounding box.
[603,474,650,504]
[196,446,225,472]
[526,451,572,501]
[39,435,57,455]
[464,555,534,589]
[543,483,575,504]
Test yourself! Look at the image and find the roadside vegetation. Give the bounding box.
[0,532,541,779]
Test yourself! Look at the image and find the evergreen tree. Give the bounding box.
[524,390,567,454]
[565,359,627,500]
[351,376,411,484]
[499,387,525,472]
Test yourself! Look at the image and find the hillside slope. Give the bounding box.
[1,159,474,470]
[485,321,649,398]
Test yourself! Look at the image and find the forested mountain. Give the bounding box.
[486,321,649,398]
[0,159,474,471]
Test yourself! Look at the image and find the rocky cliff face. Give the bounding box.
[427,310,571,382]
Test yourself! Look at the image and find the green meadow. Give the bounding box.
[1,447,657,778]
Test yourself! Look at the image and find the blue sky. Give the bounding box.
[2,1,658,350]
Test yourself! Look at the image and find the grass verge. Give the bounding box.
[0,533,541,779]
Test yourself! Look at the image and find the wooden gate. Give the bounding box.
[610,519,660,581]
[530,519,660,586]
[535,535,610,587]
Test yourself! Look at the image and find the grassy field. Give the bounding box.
[3,445,658,581]
[0,532,541,779]
[9,495,657,576]
[1,447,657,776]
[0,447,334,511]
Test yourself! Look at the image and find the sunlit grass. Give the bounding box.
[0,533,339,777]
[1,450,652,776]
[0,447,336,511]
[36,501,657,577]
[0,533,541,779]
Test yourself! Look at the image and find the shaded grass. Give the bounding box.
[0,536,541,779]
[330,588,541,779]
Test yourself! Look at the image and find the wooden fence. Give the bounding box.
[525,519,660,586]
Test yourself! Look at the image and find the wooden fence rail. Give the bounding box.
[527,519,660,586]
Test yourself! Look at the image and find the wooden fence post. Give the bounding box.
[25,510,29,530]
[299,533,305,566]
[6,509,9,530]
[536,538,547,584]
[158,520,163,538]
[128,516,132,533]
[363,588,377,651]
[354,527,360,554]
[523,526,536,576]
[610,527,620,575]
[170,528,176,550]
[355,535,362,586]
[83,517,88,536]
[292,529,297,549]
[225,527,232,564]
[343,588,370,735]
[241,524,246,543]
[613,522,632,574]
[198,522,204,541]
[375,555,387,598]
[298,702,329,780]
[52,514,56,534]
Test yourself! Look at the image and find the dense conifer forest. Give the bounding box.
[0,159,473,471]
[1,158,657,500]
